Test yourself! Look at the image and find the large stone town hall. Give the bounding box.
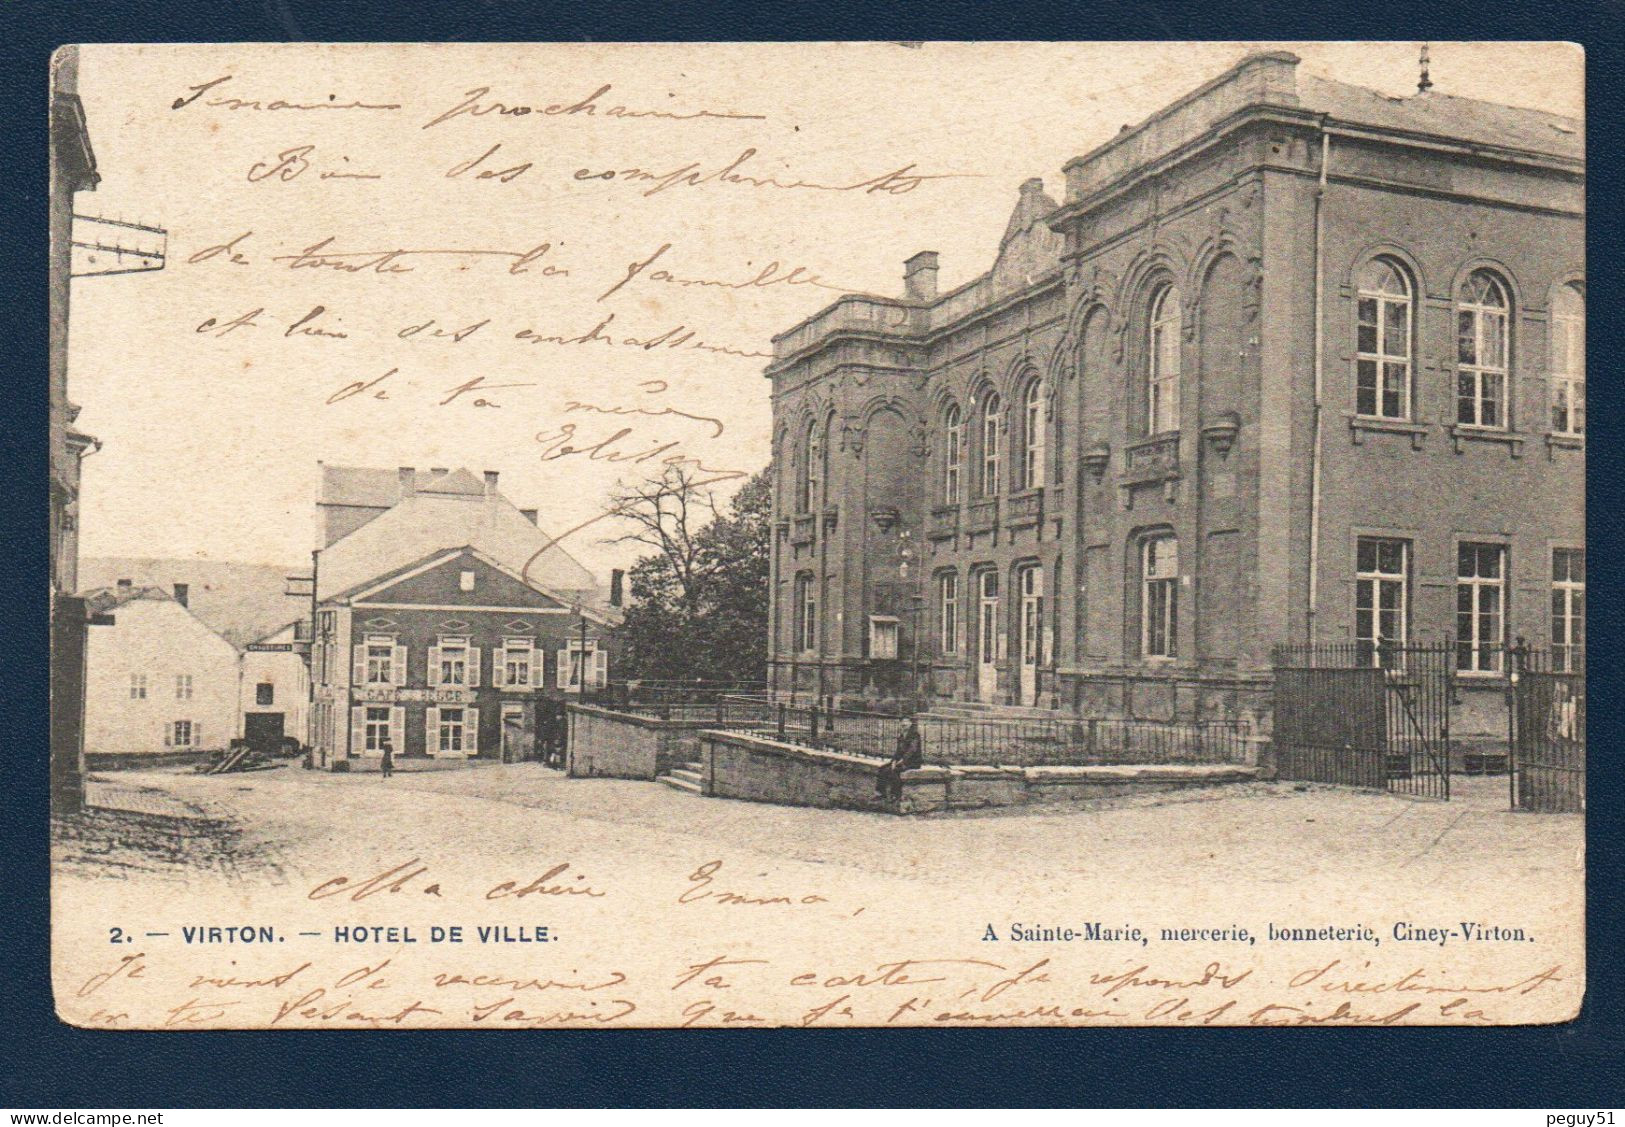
[765,51,1584,734]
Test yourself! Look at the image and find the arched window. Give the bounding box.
[943,403,963,504]
[1356,258,1413,420]
[980,392,1003,497]
[796,418,820,512]
[1147,284,1182,434]
[1550,282,1584,437]
[1456,270,1511,429]
[1021,378,1048,490]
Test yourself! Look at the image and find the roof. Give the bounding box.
[79,557,306,650]
[316,488,598,605]
[83,584,171,616]
[1298,73,1582,162]
[319,465,488,509]
[330,545,620,626]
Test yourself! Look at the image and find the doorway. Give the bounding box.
[976,570,1001,703]
[1018,564,1043,706]
[500,702,532,763]
[243,711,285,753]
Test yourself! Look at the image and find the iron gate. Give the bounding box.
[1272,642,1455,799]
[1508,644,1585,813]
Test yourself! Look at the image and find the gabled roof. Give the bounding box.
[79,557,305,650]
[316,488,598,605]
[81,584,244,654]
[83,584,171,616]
[328,545,619,626]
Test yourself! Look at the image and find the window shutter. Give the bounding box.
[163,722,172,747]
[593,649,608,688]
[350,706,365,756]
[194,723,202,749]
[352,645,366,685]
[468,646,482,687]
[530,645,544,688]
[428,646,442,688]
[466,708,480,758]
[557,649,570,688]
[391,645,406,687]
[492,653,506,688]
[390,707,405,755]
[426,707,440,757]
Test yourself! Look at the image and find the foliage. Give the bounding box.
[610,465,771,683]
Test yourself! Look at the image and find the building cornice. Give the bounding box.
[1051,105,1582,234]
[765,272,1064,378]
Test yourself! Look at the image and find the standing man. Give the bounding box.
[380,737,395,780]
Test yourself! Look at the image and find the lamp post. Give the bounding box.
[573,602,589,696]
[908,592,925,711]
[898,527,922,709]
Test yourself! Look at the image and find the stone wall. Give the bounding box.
[699,730,1258,814]
[565,704,708,780]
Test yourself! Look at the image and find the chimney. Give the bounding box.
[397,466,416,499]
[520,508,539,526]
[172,582,189,608]
[903,251,939,302]
[483,470,500,496]
[116,578,132,591]
[610,568,625,608]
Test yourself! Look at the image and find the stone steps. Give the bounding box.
[657,761,705,795]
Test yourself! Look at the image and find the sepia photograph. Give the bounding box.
[47,40,1584,1030]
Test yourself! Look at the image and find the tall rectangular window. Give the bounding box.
[1456,542,1507,673]
[1022,380,1048,490]
[1552,548,1584,672]
[938,571,959,655]
[439,707,467,754]
[980,395,1003,497]
[170,720,195,747]
[365,635,395,684]
[364,706,391,752]
[1141,536,1179,659]
[176,673,193,700]
[1550,283,1585,437]
[502,638,533,686]
[1355,537,1408,666]
[796,574,817,652]
[130,673,147,700]
[438,635,470,686]
[256,682,274,706]
[944,406,962,504]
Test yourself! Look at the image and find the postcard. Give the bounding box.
[48,41,1585,1028]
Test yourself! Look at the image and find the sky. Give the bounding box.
[67,41,1583,581]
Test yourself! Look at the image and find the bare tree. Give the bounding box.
[604,463,725,611]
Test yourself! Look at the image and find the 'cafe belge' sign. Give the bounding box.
[354,686,477,704]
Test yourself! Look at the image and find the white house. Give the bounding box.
[80,559,314,758]
[84,586,240,756]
